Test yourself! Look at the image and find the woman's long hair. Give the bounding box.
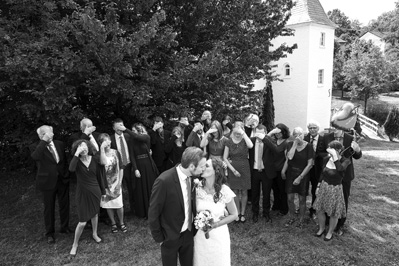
[209,120,224,140]
[211,158,227,203]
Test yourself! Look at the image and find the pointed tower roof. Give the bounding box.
[287,0,337,28]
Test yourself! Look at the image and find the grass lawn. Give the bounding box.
[1,139,399,266]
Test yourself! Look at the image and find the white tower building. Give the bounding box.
[271,0,336,131]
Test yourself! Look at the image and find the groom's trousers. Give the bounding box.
[161,229,193,266]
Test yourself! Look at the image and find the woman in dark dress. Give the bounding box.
[165,126,186,169]
[281,127,314,228]
[313,140,349,241]
[69,139,106,256]
[224,121,253,222]
[266,123,290,215]
[122,123,159,219]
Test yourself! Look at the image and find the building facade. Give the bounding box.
[271,0,336,131]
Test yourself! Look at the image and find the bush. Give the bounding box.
[384,106,399,141]
[366,100,391,126]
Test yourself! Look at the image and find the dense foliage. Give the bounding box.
[343,40,388,114]
[0,0,296,170]
[328,5,399,117]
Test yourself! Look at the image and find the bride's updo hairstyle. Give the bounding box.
[211,159,227,203]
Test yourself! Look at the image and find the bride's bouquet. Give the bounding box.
[194,210,214,239]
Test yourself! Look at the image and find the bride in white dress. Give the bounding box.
[193,159,238,266]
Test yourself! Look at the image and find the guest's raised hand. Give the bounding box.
[270,128,281,135]
[293,137,301,146]
[153,122,162,132]
[118,125,126,131]
[84,126,96,135]
[174,131,182,139]
[100,140,110,150]
[193,124,203,132]
[75,144,85,157]
[254,132,265,140]
[326,147,337,157]
[207,128,218,135]
[42,132,53,142]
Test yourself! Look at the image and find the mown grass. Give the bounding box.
[1,138,398,266]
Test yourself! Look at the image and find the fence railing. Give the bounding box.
[358,114,379,134]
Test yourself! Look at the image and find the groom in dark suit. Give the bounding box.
[149,147,207,266]
[30,125,70,244]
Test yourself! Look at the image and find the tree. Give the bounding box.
[327,9,360,43]
[343,40,389,114]
[327,9,361,97]
[262,81,274,131]
[0,0,296,171]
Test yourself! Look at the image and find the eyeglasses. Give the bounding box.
[308,127,318,130]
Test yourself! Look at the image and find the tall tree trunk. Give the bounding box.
[262,81,275,132]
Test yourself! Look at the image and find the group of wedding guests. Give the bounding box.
[30,109,362,263]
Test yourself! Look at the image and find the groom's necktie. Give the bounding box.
[186,176,192,231]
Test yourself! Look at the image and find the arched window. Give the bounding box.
[284,64,291,77]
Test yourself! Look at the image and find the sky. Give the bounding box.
[318,0,397,26]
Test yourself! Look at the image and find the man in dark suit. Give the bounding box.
[111,118,138,215]
[186,120,204,148]
[304,120,326,219]
[68,118,100,151]
[178,114,193,146]
[323,128,362,235]
[149,116,171,174]
[249,125,276,223]
[30,125,70,244]
[149,147,207,266]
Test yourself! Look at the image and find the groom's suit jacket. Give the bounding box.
[148,166,194,243]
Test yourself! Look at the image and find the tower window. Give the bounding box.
[318,69,324,84]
